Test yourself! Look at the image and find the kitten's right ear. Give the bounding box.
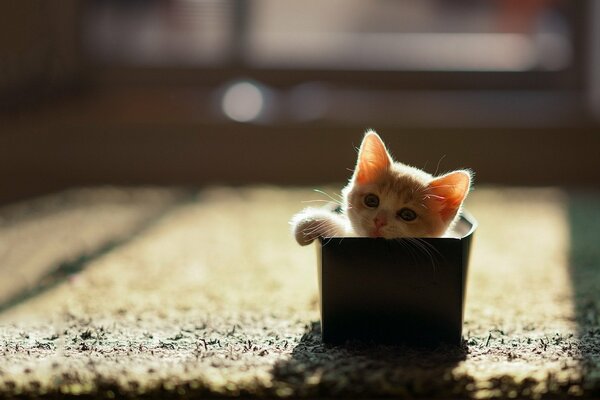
[354,130,392,185]
[426,170,472,223]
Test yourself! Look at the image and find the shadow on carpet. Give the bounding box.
[568,192,600,397]
[272,321,472,398]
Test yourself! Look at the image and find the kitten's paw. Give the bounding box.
[294,218,326,246]
[291,208,347,246]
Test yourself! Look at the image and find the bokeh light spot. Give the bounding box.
[222,81,264,122]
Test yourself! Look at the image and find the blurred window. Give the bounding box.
[86,0,236,66]
[86,0,575,72]
[83,0,587,127]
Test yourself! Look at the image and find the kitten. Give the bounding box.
[291,130,472,245]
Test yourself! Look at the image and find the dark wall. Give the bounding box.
[1,1,599,204]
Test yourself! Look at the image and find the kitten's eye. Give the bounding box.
[363,193,379,208]
[397,207,417,221]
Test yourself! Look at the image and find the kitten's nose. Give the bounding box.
[374,214,387,229]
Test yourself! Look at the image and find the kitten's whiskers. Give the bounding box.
[313,189,343,206]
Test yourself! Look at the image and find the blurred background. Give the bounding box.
[1,0,600,204]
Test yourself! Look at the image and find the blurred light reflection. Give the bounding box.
[222,81,265,123]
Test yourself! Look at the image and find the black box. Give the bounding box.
[317,213,477,346]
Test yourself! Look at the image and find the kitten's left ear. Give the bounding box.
[354,130,392,185]
[426,170,471,222]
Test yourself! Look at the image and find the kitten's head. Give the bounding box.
[342,130,471,238]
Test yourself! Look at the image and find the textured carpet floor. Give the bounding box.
[0,186,599,399]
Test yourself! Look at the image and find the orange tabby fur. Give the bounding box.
[291,130,472,246]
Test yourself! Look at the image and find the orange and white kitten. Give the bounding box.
[291,130,472,246]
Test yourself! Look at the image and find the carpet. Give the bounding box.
[0,186,599,398]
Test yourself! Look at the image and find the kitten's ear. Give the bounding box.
[354,131,392,185]
[426,170,471,222]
